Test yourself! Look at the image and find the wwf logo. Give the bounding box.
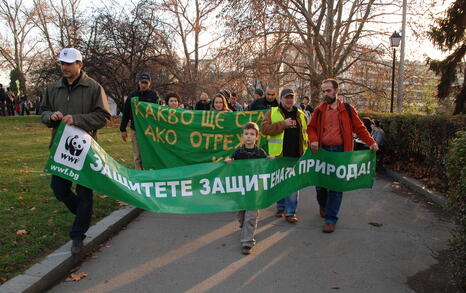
[65,135,87,156]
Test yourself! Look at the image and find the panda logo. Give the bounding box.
[65,135,87,156]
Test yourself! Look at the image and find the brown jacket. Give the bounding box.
[261,106,308,157]
[41,71,111,146]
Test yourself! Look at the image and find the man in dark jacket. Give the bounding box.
[194,92,211,110]
[41,48,111,254]
[119,73,159,170]
[249,84,279,110]
[0,84,6,116]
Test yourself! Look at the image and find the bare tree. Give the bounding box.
[0,0,38,93]
[82,0,176,104]
[158,0,222,96]
[31,0,84,58]
[222,0,400,103]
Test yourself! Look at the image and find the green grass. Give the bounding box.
[0,115,133,282]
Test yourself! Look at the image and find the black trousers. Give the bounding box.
[51,175,93,240]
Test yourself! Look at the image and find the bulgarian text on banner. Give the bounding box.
[44,124,376,214]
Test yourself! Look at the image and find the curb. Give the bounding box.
[0,206,142,293]
[383,168,448,209]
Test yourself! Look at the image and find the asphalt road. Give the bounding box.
[49,175,452,293]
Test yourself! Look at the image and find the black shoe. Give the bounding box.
[241,246,252,255]
[71,240,84,255]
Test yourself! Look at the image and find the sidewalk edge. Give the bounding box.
[0,206,142,293]
[383,168,447,209]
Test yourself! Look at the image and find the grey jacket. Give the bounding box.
[41,71,111,146]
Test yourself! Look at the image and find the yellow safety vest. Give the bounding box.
[268,107,308,156]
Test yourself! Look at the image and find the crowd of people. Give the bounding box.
[40,47,383,256]
[0,83,42,116]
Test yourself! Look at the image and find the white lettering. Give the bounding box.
[315,160,326,174]
[258,174,270,190]
[358,163,366,176]
[141,182,153,197]
[346,164,358,180]
[181,180,193,196]
[326,164,336,175]
[199,179,211,195]
[154,182,167,198]
[245,175,259,192]
[166,181,179,197]
[212,177,225,194]
[90,154,103,171]
[336,166,346,179]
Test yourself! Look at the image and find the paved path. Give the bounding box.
[49,175,452,293]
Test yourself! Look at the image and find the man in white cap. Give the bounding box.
[41,48,111,254]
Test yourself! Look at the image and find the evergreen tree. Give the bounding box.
[9,68,26,96]
[427,0,465,114]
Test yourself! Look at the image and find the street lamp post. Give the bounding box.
[389,31,401,113]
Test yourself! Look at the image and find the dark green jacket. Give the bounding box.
[41,71,111,146]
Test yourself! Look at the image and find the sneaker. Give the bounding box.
[285,216,298,223]
[322,223,335,233]
[71,240,84,255]
[241,246,252,255]
[319,208,326,218]
[275,210,285,218]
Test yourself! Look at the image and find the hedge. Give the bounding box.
[446,131,466,289]
[359,112,465,190]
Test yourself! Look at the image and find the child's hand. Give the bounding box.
[267,155,275,160]
[225,158,233,164]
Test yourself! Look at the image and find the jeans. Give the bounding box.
[316,145,344,225]
[51,175,93,240]
[276,191,299,216]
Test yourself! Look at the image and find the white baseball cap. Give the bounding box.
[58,48,82,63]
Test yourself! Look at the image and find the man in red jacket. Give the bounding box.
[308,79,378,233]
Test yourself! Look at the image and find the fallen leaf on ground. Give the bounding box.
[28,205,36,211]
[369,222,383,227]
[16,230,28,235]
[69,267,80,273]
[117,201,128,207]
[65,272,88,282]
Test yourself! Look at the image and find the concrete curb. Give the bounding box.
[383,168,448,209]
[0,206,142,293]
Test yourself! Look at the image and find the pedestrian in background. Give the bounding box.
[119,73,159,170]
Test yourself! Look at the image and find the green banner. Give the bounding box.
[132,100,268,169]
[44,124,376,214]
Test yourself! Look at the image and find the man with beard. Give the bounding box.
[308,79,378,233]
[41,48,111,254]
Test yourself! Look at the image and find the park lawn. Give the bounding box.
[0,115,133,283]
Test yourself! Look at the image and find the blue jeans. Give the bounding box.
[276,191,299,216]
[316,145,344,225]
[51,175,93,240]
